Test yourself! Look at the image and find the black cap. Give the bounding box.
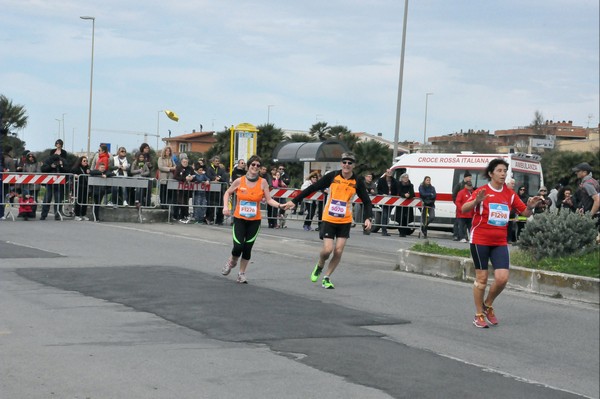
[572,162,592,173]
[463,171,472,177]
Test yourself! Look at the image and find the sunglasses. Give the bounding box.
[342,161,353,165]
[250,162,261,167]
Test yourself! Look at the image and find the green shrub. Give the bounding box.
[518,211,597,260]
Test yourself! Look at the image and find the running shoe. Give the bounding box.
[236,272,248,284]
[221,259,236,276]
[483,304,499,325]
[473,313,489,328]
[321,277,334,289]
[311,264,323,282]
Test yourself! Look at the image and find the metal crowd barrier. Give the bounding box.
[1,173,427,234]
[80,175,159,222]
[1,172,72,221]
[268,187,425,233]
[159,179,227,223]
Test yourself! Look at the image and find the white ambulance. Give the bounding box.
[389,152,544,229]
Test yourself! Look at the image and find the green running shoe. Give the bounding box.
[311,264,323,283]
[321,277,334,289]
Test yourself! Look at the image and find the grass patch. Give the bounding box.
[510,249,599,279]
[411,242,470,258]
[411,242,600,279]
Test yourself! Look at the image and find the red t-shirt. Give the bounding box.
[468,183,527,246]
[454,187,474,218]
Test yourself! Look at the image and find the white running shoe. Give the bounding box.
[82,216,90,221]
[221,259,236,276]
[74,216,83,221]
[123,201,129,206]
[236,272,247,284]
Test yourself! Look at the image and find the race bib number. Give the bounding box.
[239,201,258,218]
[328,199,347,218]
[487,203,509,226]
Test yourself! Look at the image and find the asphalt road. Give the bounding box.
[1,218,598,399]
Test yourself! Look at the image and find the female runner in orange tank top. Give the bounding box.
[221,155,286,284]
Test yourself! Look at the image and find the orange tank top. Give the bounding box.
[233,176,264,221]
[322,173,357,224]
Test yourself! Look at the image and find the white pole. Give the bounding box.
[393,0,409,160]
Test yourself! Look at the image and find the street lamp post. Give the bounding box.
[61,113,66,142]
[423,92,433,145]
[393,0,409,161]
[267,105,275,124]
[80,16,95,158]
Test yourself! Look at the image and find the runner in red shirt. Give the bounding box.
[462,159,542,328]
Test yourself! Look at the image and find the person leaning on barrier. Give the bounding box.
[172,154,195,223]
[71,155,91,221]
[376,169,399,236]
[130,152,151,207]
[301,172,320,231]
[353,171,376,235]
[110,147,131,206]
[205,155,229,225]
[89,162,115,222]
[157,146,176,208]
[21,152,41,215]
[192,161,210,224]
[90,144,111,171]
[40,146,68,221]
[397,173,415,237]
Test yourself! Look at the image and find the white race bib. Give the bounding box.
[239,200,258,218]
[328,199,347,218]
[487,203,509,226]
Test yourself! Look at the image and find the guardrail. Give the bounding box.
[2,174,431,233]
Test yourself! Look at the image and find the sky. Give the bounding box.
[1,0,598,154]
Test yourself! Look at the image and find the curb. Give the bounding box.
[396,249,599,305]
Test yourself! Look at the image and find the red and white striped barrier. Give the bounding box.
[270,188,422,207]
[2,174,67,185]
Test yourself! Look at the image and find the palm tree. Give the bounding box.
[353,140,393,176]
[330,125,359,151]
[206,128,231,165]
[256,123,285,162]
[1,94,28,138]
[309,122,332,141]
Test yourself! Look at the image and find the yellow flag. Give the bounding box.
[165,110,179,122]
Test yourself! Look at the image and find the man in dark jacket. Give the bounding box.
[40,149,68,220]
[0,145,17,220]
[376,169,399,236]
[205,155,229,224]
[573,162,599,231]
[397,173,416,237]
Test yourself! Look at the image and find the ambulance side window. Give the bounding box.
[393,168,407,180]
[453,170,481,189]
